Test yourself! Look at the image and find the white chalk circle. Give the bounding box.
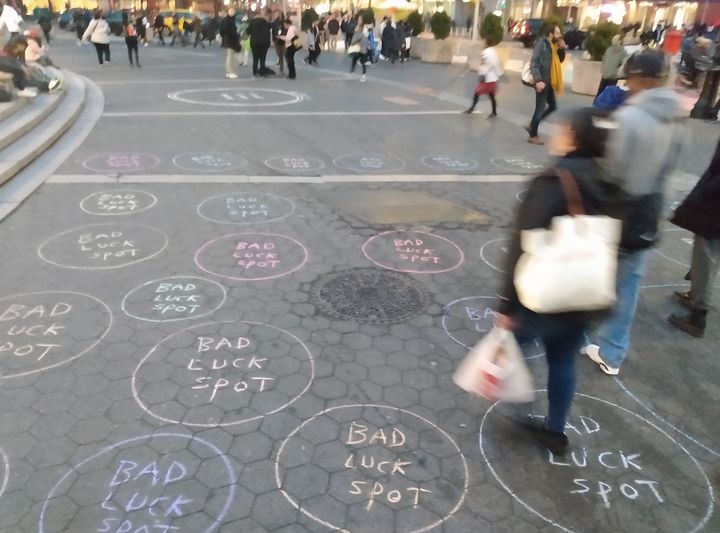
[173,152,248,172]
[0,446,8,502]
[479,392,714,533]
[420,155,479,172]
[653,228,694,268]
[0,291,112,379]
[122,276,227,323]
[168,88,305,107]
[442,296,544,359]
[39,432,236,533]
[362,230,464,274]
[80,190,158,216]
[479,237,511,273]
[82,153,160,174]
[132,321,314,427]
[491,155,547,174]
[196,193,295,225]
[264,156,326,173]
[333,153,405,173]
[38,223,169,270]
[195,232,308,281]
[275,404,469,533]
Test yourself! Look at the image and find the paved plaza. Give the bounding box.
[0,31,717,533]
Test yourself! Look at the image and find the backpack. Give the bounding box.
[126,24,137,37]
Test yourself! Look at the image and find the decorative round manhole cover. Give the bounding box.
[312,269,428,324]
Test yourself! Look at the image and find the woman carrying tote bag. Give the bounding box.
[494,107,625,455]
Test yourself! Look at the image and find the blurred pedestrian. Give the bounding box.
[0,1,22,37]
[465,34,503,117]
[596,34,626,99]
[83,10,111,66]
[192,15,205,49]
[305,19,321,65]
[348,16,368,82]
[668,136,720,338]
[170,14,186,46]
[527,24,566,144]
[278,18,298,80]
[327,14,339,51]
[249,10,271,76]
[124,18,140,67]
[272,11,285,74]
[220,7,241,79]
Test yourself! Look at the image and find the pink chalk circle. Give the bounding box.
[82,153,160,173]
[362,230,465,274]
[195,232,309,281]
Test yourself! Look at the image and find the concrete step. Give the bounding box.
[0,73,85,187]
[0,97,28,122]
[0,89,66,152]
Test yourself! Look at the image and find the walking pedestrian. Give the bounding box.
[153,13,165,45]
[249,10,272,76]
[192,15,205,49]
[496,107,624,454]
[170,15,186,46]
[318,17,326,50]
[272,11,285,74]
[583,51,682,375]
[667,136,720,338]
[327,14,339,51]
[341,15,355,50]
[596,34,627,99]
[74,9,86,45]
[465,34,503,117]
[82,11,111,66]
[278,18,299,80]
[305,19,321,65]
[348,16,368,82]
[0,1,22,37]
[136,13,148,47]
[38,12,52,44]
[382,19,397,64]
[124,19,140,67]
[527,24,566,145]
[220,7,241,79]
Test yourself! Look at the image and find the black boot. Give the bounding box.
[668,309,707,338]
[518,415,569,455]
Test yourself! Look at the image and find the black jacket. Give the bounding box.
[499,154,626,319]
[671,136,720,239]
[382,24,396,50]
[219,15,240,51]
[249,16,272,47]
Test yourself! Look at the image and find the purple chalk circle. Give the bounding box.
[0,291,112,379]
[196,193,295,225]
[194,232,308,281]
[82,153,160,173]
[132,321,314,427]
[362,230,464,274]
[38,223,169,270]
[173,151,248,172]
[39,432,236,533]
[79,190,158,216]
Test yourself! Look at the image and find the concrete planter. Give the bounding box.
[572,58,602,96]
[421,39,453,64]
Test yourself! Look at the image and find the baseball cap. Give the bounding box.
[624,50,669,78]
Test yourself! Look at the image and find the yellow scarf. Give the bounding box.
[550,41,564,95]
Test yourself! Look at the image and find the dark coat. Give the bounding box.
[382,24,396,51]
[671,137,720,239]
[249,16,272,48]
[219,15,240,52]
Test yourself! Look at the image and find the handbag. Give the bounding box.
[453,327,534,403]
[514,168,622,313]
[521,61,535,87]
[347,43,361,54]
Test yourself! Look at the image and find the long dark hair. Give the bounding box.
[564,107,616,158]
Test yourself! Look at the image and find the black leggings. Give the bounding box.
[350,53,366,74]
[126,36,140,66]
[252,45,269,75]
[468,92,497,114]
[93,42,110,64]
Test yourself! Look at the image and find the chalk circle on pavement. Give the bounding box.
[82,153,160,174]
[264,156,325,173]
[194,232,308,281]
[132,321,314,427]
[197,193,295,225]
[362,230,464,274]
[80,190,157,216]
[420,155,479,172]
[490,155,548,174]
[38,223,169,270]
[653,228,693,268]
[38,432,236,533]
[480,392,714,533]
[479,237,511,273]
[442,296,544,359]
[275,404,469,533]
[0,446,8,502]
[122,276,227,323]
[333,153,405,173]
[173,152,248,172]
[0,291,112,380]
[168,88,305,107]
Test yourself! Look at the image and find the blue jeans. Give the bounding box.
[591,249,649,369]
[515,310,586,434]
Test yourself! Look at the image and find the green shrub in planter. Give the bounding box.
[430,11,451,40]
[539,14,564,40]
[301,8,319,31]
[480,14,503,46]
[361,7,375,25]
[407,10,423,37]
[585,22,621,61]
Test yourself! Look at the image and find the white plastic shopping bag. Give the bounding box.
[453,327,535,403]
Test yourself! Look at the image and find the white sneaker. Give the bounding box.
[360,74,367,83]
[48,79,61,92]
[581,344,619,375]
[17,88,38,98]
[226,73,238,79]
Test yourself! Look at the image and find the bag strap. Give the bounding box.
[554,167,586,216]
